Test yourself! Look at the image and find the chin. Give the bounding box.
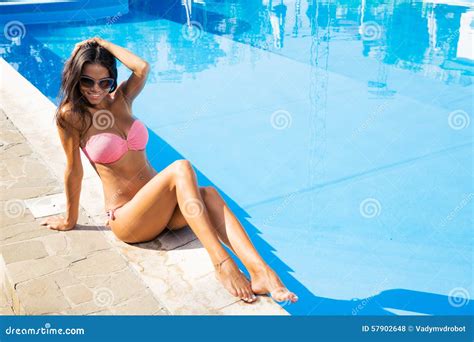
[87,98,102,105]
[85,94,106,105]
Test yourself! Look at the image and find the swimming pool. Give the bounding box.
[1,0,472,315]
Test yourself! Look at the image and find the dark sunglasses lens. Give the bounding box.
[99,79,114,90]
[79,77,95,88]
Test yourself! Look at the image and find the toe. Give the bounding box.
[282,290,298,303]
[229,286,238,298]
[243,289,252,303]
[247,288,257,303]
[271,287,290,302]
[237,288,245,300]
[249,293,257,303]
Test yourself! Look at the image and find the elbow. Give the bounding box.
[65,164,83,180]
[136,61,150,77]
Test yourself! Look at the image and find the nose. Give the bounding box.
[91,83,101,93]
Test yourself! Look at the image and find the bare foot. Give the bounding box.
[250,266,298,303]
[214,256,257,303]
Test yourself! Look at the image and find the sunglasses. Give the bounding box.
[79,75,115,90]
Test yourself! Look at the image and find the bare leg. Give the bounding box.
[170,161,256,302]
[168,185,298,303]
[110,160,255,302]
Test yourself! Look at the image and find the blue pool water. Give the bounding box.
[1,0,472,315]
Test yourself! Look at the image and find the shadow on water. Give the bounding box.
[143,127,474,316]
[1,1,472,316]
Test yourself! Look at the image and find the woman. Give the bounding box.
[41,37,297,305]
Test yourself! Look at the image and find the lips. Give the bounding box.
[87,92,103,100]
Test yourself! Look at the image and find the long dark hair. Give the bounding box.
[55,42,117,139]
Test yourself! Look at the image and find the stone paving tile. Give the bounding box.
[0,205,36,227]
[69,249,128,278]
[15,277,71,315]
[0,282,13,315]
[61,284,93,305]
[220,296,290,315]
[40,269,81,288]
[0,240,48,264]
[112,293,169,315]
[0,221,57,246]
[63,301,114,316]
[7,255,75,285]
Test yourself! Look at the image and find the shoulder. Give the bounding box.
[57,102,86,132]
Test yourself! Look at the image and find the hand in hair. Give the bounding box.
[72,37,109,56]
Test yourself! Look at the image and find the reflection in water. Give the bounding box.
[308,0,329,232]
[457,10,474,61]
[1,0,472,92]
[163,0,472,85]
[0,36,63,101]
[137,0,473,85]
[267,0,288,48]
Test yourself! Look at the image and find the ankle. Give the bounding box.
[214,255,232,273]
[248,262,270,276]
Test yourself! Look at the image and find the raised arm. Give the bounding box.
[92,37,150,104]
[41,106,83,231]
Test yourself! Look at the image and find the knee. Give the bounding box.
[200,186,220,201]
[172,159,194,178]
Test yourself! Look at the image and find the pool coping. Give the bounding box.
[0,57,289,315]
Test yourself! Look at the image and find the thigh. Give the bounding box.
[166,186,212,230]
[166,204,188,230]
[109,164,178,243]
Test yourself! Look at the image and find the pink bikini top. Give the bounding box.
[81,120,148,164]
